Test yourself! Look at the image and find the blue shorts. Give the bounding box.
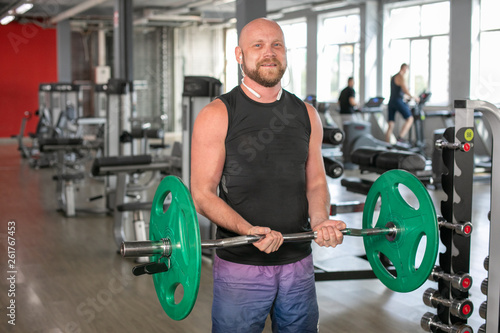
[212,254,319,333]
[388,98,411,121]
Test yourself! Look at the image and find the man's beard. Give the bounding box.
[242,58,286,87]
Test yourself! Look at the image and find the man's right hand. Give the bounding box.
[247,226,284,254]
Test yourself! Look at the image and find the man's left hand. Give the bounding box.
[312,219,346,247]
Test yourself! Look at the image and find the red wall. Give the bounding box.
[0,22,57,138]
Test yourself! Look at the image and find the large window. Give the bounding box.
[471,0,500,104]
[383,2,450,105]
[280,20,307,99]
[317,12,360,102]
[224,28,238,92]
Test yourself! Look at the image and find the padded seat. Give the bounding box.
[52,173,85,181]
[91,155,152,176]
[351,148,382,167]
[351,147,426,173]
[116,201,171,212]
[39,138,84,151]
[375,150,426,171]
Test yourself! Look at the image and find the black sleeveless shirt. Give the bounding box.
[389,75,404,102]
[216,86,312,265]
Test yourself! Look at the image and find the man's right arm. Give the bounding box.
[190,99,283,253]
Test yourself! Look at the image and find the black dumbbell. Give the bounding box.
[429,267,473,292]
[478,323,486,333]
[323,157,344,179]
[438,217,473,236]
[479,301,487,320]
[421,312,473,333]
[484,256,489,271]
[423,288,473,319]
[481,278,488,295]
[323,127,344,145]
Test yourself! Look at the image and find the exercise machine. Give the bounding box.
[342,92,432,165]
[91,153,181,247]
[304,95,346,178]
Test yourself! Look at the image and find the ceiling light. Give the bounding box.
[312,1,346,12]
[267,12,284,20]
[16,3,33,15]
[1,15,15,25]
[280,5,311,14]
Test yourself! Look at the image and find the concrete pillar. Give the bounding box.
[449,0,474,102]
[113,0,133,82]
[235,0,266,82]
[57,20,72,83]
[361,1,379,102]
[306,14,317,96]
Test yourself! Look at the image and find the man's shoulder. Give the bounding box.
[197,99,226,121]
[218,85,240,101]
[339,86,353,98]
[339,87,348,97]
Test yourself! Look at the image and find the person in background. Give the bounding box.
[338,77,358,124]
[385,63,419,144]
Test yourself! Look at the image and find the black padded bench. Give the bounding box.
[39,137,84,152]
[351,147,426,174]
[52,173,85,181]
[91,154,178,247]
[342,147,428,195]
[91,155,153,176]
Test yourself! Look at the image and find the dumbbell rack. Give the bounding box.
[462,100,500,333]
[431,103,474,331]
[428,100,500,333]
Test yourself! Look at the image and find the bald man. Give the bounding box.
[190,18,345,332]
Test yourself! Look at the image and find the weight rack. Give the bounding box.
[458,100,500,333]
[428,100,500,333]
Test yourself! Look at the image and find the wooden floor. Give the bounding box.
[0,139,490,333]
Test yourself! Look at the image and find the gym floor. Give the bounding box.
[0,138,490,333]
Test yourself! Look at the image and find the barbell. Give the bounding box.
[121,169,439,320]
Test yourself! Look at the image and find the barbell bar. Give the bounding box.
[121,227,398,258]
[121,170,440,320]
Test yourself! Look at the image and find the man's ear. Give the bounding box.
[235,47,243,64]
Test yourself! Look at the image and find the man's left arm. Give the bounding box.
[304,103,346,247]
[349,89,357,108]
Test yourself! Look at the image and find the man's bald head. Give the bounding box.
[236,18,287,88]
[238,18,285,48]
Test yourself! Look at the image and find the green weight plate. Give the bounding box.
[362,170,438,293]
[149,176,201,320]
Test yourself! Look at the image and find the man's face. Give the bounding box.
[238,20,287,87]
[241,53,286,87]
